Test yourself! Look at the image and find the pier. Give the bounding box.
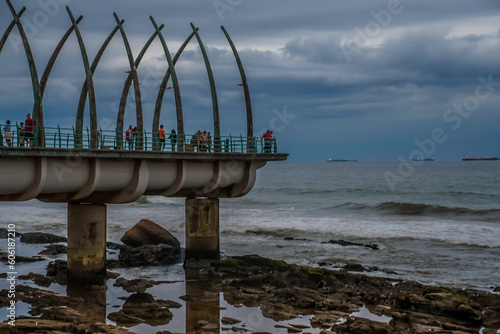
[0,1,287,290]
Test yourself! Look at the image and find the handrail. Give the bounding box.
[0,124,279,153]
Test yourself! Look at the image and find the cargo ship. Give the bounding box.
[327,158,358,162]
[462,155,498,161]
[411,157,435,162]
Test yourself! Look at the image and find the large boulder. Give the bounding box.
[120,219,180,248]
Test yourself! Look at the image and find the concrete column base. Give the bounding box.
[185,198,219,268]
[67,203,107,289]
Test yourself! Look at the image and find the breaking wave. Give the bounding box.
[323,201,500,219]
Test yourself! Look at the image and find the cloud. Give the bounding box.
[1,0,500,161]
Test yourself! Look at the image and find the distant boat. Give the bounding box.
[327,158,357,162]
[411,157,435,162]
[462,155,498,161]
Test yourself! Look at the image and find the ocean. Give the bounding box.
[1,161,499,331]
[220,161,500,291]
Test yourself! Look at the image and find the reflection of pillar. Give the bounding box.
[67,203,107,289]
[66,287,106,323]
[185,198,219,267]
[185,276,220,333]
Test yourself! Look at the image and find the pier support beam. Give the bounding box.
[67,203,107,289]
[185,198,219,268]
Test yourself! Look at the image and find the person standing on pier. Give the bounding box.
[158,125,166,151]
[3,120,12,147]
[207,132,212,152]
[263,130,272,153]
[17,122,25,147]
[132,126,137,149]
[24,113,35,147]
[169,129,177,152]
[125,125,133,150]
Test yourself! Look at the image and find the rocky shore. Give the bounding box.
[1,223,499,333]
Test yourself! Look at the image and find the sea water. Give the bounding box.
[1,161,499,331]
[1,161,500,289]
[222,161,500,291]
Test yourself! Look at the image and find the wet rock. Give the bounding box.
[107,271,120,279]
[323,239,379,250]
[206,255,500,334]
[0,228,22,238]
[107,259,121,269]
[0,252,44,263]
[119,243,181,267]
[339,317,392,334]
[107,241,123,250]
[284,237,309,241]
[114,277,154,293]
[46,259,68,285]
[0,318,74,333]
[20,232,66,244]
[18,272,55,287]
[39,305,85,324]
[221,316,241,325]
[38,244,67,255]
[120,219,180,248]
[343,263,365,272]
[108,292,174,325]
[288,323,311,329]
[78,323,134,334]
[107,311,145,325]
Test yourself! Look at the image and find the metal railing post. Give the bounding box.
[57,125,62,148]
[86,126,90,148]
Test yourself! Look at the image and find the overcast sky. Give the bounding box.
[1,0,499,161]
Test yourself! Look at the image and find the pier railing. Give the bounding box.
[0,123,278,154]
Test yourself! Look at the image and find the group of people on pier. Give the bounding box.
[1,113,35,148]
[189,130,212,152]
[1,120,276,154]
[124,124,177,151]
[157,125,177,151]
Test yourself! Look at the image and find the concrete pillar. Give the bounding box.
[185,198,219,267]
[67,203,107,289]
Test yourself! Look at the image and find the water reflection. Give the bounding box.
[185,268,220,333]
[66,287,106,323]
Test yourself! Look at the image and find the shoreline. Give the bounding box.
[1,233,500,334]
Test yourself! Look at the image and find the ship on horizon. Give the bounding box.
[462,155,498,161]
[327,158,358,162]
[411,157,435,162]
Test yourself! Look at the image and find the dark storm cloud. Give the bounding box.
[1,0,499,160]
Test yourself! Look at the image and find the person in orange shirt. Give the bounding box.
[158,124,166,151]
